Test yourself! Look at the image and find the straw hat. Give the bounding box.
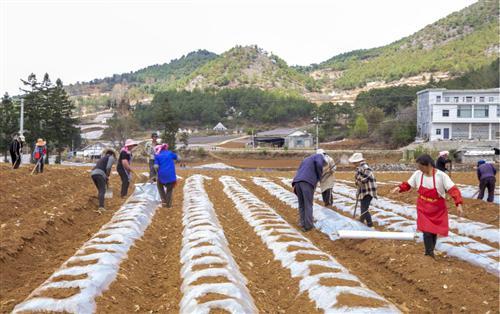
[36,138,46,146]
[18,135,25,142]
[124,139,139,147]
[316,149,326,155]
[101,148,117,158]
[348,152,364,163]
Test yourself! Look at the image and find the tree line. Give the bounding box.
[0,73,80,162]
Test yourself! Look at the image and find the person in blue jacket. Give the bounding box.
[292,149,328,231]
[154,144,178,208]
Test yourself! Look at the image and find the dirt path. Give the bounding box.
[95,181,185,313]
[243,178,499,313]
[0,166,128,313]
[206,177,320,313]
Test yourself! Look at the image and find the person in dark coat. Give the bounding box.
[436,151,452,174]
[117,139,139,197]
[476,160,497,202]
[90,149,116,213]
[9,134,24,169]
[292,151,327,232]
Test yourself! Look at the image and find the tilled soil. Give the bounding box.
[206,178,320,313]
[242,176,499,313]
[2,166,499,313]
[0,164,130,313]
[95,181,184,313]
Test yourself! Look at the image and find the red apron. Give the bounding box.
[416,170,449,236]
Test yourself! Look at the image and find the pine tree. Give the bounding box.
[152,93,179,150]
[0,93,20,161]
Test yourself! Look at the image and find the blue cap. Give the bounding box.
[478,160,486,166]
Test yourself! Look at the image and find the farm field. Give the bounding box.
[0,164,499,313]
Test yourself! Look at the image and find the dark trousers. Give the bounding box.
[423,232,437,257]
[294,181,315,230]
[117,168,130,197]
[360,195,373,227]
[149,159,157,179]
[157,181,175,207]
[92,174,107,207]
[322,188,333,206]
[478,177,496,202]
[10,152,21,169]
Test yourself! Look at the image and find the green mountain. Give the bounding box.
[313,0,499,89]
[173,45,318,94]
[66,50,218,95]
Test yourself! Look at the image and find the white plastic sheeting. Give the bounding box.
[13,183,161,314]
[193,163,237,170]
[457,184,500,204]
[220,176,399,314]
[180,175,256,314]
[278,178,499,277]
[252,177,371,241]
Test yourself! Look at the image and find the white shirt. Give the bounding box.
[407,170,455,198]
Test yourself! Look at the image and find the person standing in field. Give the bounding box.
[319,152,336,206]
[33,138,47,174]
[144,133,159,180]
[476,160,497,202]
[90,148,116,214]
[349,152,376,227]
[154,143,178,208]
[9,134,24,169]
[391,154,463,258]
[436,151,452,174]
[117,139,139,198]
[292,150,327,232]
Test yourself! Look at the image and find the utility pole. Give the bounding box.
[311,114,321,150]
[19,98,24,136]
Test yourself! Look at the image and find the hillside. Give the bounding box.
[174,45,318,94]
[65,50,218,96]
[312,0,499,89]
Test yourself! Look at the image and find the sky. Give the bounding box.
[1,0,477,95]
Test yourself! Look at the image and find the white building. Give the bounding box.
[416,88,500,141]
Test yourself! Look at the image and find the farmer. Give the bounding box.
[33,138,47,174]
[154,143,178,208]
[349,152,376,227]
[436,151,452,174]
[476,160,497,202]
[90,148,116,213]
[144,132,159,180]
[320,153,336,206]
[292,150,327,231]
[117,139,139,198]
[391,154,463,258]
[9,134,24,169]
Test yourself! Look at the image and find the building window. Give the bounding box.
[489,96,495,102]
[444,97,450,102]
[474,105,489,118]
[479,97,485,102]
[436,129,441,135]
[497,105,500,117]
[454,97,459,103]
[442,110,449,117]
[466,96,473,103]
[436,96,441,103]
[457,105,472,118]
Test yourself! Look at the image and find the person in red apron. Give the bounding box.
[391,154,463,258]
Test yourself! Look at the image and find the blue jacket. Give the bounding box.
[154,150,178,184]
[292,153,325,187]
[477,163,497,181]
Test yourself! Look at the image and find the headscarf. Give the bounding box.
[154,143,169,155]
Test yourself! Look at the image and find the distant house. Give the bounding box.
[213,122,227,132]
[76,142,109,159]
[254,128,313,148]
[416,88,500,141]
[455,146,498,164]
